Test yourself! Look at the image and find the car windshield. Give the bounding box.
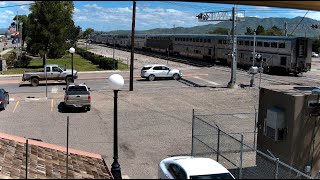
[142,66,152,70]
[190,173,234,179]
[68,86,87,91]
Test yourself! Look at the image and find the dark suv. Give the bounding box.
[0,89,9,110]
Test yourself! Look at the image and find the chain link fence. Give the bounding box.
[191,109,313,179]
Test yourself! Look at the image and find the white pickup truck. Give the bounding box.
[63,83,91,112]
[22,64,78,86]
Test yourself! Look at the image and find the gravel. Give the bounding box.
[77,43,199,70]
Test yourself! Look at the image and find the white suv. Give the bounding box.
[312,52,319,58]
[141,64,182,81]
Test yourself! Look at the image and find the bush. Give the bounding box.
[75,47,117,70]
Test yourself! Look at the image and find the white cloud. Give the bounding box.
[76,5,218,31]
[84,4,102,10]
[0,2,6,6]
[74,7,80,13]
[254,6,272,10]
[4,10,14,15]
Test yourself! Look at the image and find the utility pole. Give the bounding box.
[249,30,258,87]
[173,24,175,34]
[196,5,244,88]
[284,21,287,36]
[227,5,238,89]
[129,1,136,91]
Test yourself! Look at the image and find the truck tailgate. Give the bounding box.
[65,91,90,107]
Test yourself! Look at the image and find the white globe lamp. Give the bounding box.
[109,74,124,90]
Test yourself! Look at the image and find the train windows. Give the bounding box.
[204,39,207,43]
[200,39,203,42]
[218,40,222,44]
[281,57,287,65]
[223,40,227,44]
[271,42,277,48]
[257,41,263,47]
[264,42,270,47]
[196,38,199,42]
[279,43,285,48]
[183,38,185,41]
[193,38,195,42]
[250,41,254,46]
[245,41,249,46]
[208,39,211,43]
[239,41,244,45]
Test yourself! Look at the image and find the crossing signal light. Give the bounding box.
[255,53,262,62]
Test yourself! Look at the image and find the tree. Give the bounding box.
[27,1,77,60]
[208,27,229,35]
[263,26,284,36]
[82,28,94,39]
[245,27,254,35]
[256,25,265,35]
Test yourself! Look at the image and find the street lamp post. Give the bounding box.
[109,74,124,179]
[69,47,75,83]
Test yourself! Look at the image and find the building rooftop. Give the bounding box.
[261,85,320,97]
[0,132,113,179]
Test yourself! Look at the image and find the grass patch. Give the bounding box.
[29,53,103,71]
[0,51,129,75]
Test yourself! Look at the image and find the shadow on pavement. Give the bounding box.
[19,82,67,87]
[57,102,87,113]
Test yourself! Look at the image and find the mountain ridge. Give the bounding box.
[104,16,320,38]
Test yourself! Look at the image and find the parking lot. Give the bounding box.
[0,73,258,179]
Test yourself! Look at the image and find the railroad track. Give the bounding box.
[95,43,320,87]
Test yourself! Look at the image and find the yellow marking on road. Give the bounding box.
[13,101,20,113]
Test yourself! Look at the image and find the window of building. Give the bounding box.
[245,41,249,46]
[279,43,285,48]
[250,41,253,46]
[223,40,227,44]
[218,40,222,44]
[193,38,195,42]
[257,41,263,47]
[239,41,244,45]
[204,39,207,43]
[271,42,277,48]
[208,39,211,43]
[200,39,203,42]
[281,57,287,65]
[196,38,199,42]
[264,42,270,47]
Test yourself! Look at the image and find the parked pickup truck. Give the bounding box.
[22,64,78,86]
[63,83,91,111]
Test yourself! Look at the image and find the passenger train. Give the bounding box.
[90,33,312,75]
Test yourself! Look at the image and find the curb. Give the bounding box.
[0,70,133,78]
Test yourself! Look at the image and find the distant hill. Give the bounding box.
[104,16,320,38]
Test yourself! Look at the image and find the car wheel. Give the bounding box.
[173,73,181,80]
[65,76,73,84]
[148,74,156,81]
[31,77,39,87]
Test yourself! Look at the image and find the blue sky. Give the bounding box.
[0,1,319,32]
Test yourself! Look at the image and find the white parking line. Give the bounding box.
[51,86,58,93]
[9,98,14,101]
[193,77,221,85]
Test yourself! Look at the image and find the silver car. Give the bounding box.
[141,64,182,81]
